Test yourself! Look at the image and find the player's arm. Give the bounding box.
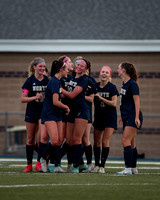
[21,90,43,103]
[95,93,117,107]
[62,86,83,99]
[53,93,70,115]
[85,94,94,103]
[133,94,141,128]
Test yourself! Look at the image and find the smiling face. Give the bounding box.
[34,62,46,75]
[74,60,87,75]
[100,66,111,81]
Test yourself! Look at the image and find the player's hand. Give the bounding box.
[118,117,123,126]
[35,93,43,100]
[135,118,140,128]
[65,106,70,115]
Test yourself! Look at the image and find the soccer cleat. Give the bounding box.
[91,166,100,173]
[132,168,138,174]
[71,167,79,173]
[66,164,73,173]
[98,167,105,174]
[34,161,41,172]
[79,164,88,172]
[82,164,94,173]
[53,166,66,173]
[116,168,132,175]
[23,164,32,172]
[48,164,55,173]
[40,158,47,172]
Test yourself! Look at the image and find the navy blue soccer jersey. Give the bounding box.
[93,81,119,129]
[66,74,90,121]
[22,74,49,122]
[60,74,72,105]
[85,77,96,123]
[120,78,140,120]
[41,76,63,123]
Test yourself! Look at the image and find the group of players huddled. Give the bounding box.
[21,56,143,175]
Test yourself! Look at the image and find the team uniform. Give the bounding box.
[60,75,72,122]
[40,75,66,172]
[85,76,96,123]
[22,74,49,123]
[120,78,143,129]
[41,76,63,123]
[93,81,119,131]
[67,74,90,122]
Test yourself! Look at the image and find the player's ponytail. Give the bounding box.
[50,60,63,77]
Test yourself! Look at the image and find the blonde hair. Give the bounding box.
[100,66,112,82]
[28,57,44,77]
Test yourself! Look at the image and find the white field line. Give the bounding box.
[0,183,156,188]
[0,158,160,165]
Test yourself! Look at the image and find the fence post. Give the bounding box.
[4,112,9,154]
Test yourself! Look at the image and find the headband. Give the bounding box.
[101,66,111,76]
[61,62,66,69]
[35,59,45,66]
[78,59,87,68]
[63,57,69,63]
[74,59,79,65]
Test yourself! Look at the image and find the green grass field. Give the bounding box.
[0,158,160,200]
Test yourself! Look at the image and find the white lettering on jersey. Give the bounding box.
[98,92,109,98]
[33,85,47,91]
[68,80,77,87]
[121,88,126,95]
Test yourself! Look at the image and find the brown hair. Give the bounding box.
[121,62,138,82]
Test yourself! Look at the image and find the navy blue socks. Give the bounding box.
[124,146,133,168]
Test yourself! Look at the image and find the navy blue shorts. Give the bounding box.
[25,115,40,124]
[67,109,89,123]
[122,112,143,130]
[62,109,68,123]
[93,118,117,131]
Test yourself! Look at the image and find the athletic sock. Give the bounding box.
[79,145,85,165]
[34,143,39,153]
[124,146,133,168]
[84,144,92,165]
[131,147,138,168]
[73,144,82,168]
[67,144,73,165]
[52,145,61,167]
[42,142,52,160]
[94,146,101,166]
[26,144,34,165]
[100,147,109,168]
[37,142,47,162]
[61,141,68,159]
[79,156,84,165]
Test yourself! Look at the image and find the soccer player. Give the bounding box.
[21,57,49,172]
[48,55,73,172]
[116,62,143,175]
[91,66,119,173]
[62,59,91,173]
[40,60,70,173]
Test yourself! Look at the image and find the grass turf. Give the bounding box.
[0,159,160,200]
